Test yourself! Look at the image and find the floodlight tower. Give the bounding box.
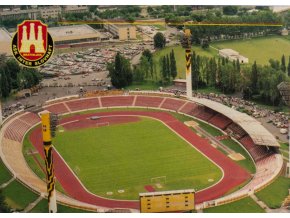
[181,29,192,99]
[40,111,58,212]
[277,82,290,178]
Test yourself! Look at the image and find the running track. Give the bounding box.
[30,111,250,210]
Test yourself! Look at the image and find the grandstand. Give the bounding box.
[0,92,283,212]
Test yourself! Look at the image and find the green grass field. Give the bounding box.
[2,180,39,211]
[220,139,256,174]
[203,197,265,213]
[255,176,290,209]
[0,159,12,185]
[53,117,222,200]
[212,36,290,65]
[153,36,290,79]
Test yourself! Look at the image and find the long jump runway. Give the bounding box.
[30,111,250,210]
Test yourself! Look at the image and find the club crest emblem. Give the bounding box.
[11,20,54,67]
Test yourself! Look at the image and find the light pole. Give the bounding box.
[181,29,192,99]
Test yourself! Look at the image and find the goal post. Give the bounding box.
[151,176,167,184]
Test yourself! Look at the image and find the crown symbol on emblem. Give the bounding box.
[19,23,45,53]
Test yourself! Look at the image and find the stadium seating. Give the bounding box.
[134,96,164,108]
[208,114,233,130]
[100,96,135,107]
[4,119,30,142]
[66,98,100,112]
[178,102,199,114]
[45,103,70,114]
[195,107,217,121]
[160,98,186,111]
[19,112,41,126]
[226,123,247,139]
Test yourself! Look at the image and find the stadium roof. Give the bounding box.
[48,24,106,42]
[192,97,280,147]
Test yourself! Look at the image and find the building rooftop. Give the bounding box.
[48,25,106,41]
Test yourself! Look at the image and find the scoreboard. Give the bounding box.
[139,189,195,213]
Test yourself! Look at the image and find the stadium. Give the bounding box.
[0,90,284,212]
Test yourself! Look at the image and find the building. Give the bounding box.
[40,6,61,19]
[0,27,12,55]
[173,79,186,88]
[281,28,289,36]
[219,49,249,64]
[0,8,39,20]
[104,24,136,41]
[63,5,88,14]
[48,24,108,45]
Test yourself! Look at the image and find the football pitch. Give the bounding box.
[53,117,222,200]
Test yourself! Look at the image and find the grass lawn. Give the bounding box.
[2,180,39,211]
[195,120,223,136]
[153,45,217,79]
[220,139,256,174]
[30,199,92,213]
[279,142,289,151]
[125,80,161,90]
[53,117,222,200]
[204,197,265,213]
[212,36,290,65]
[0,159,12,185]
[255,176,290,209]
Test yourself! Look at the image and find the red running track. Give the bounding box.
[29,111,250,210]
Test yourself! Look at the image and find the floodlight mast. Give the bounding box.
[181,28,192,99]
[41,112,57,213]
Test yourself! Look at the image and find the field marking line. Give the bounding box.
[98,97,103,108]
[178,101,189,112]
[0,177,16,189]
[63,102,72,113]
[59,119,79,127]
[23,195,44,213]
[158,97,167,108]
[132,95,137,107]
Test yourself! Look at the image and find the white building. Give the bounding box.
[219,49,249,64]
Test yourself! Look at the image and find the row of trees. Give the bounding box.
[160,50,177,84]
[0,56,42,98]
[94,6,141,21]
[188,10,281,47]
[190,52,289,106]
[133,50,155,83]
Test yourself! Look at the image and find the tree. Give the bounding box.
[288,56,290,77]
[170,50,177,79]
[0,70,10,98]
[281,54,286,73]
[201,39,209,49]
[166,55,171,80]
[153,32,166,49]
[107,52,133,88]
[222,6,238,15]
[0,190,10,213]
[251,61,258,94]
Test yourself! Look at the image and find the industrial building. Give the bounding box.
[48,24,108,45]
[104,23,136,41]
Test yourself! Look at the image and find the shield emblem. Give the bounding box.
[17,20,48,61]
